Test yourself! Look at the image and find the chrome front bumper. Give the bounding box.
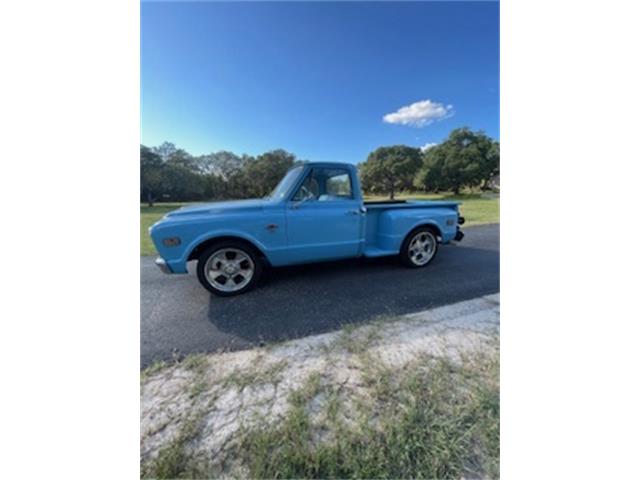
[155,257,172,274]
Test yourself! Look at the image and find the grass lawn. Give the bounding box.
[141,203,189,256]
[140,193,499,256]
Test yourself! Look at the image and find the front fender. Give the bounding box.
[151,220,272,274]
[185,229,269,261]
[171,230,270,273]
[150,201,288,273]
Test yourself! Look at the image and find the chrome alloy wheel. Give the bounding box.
[204,248,255,293]
[408,230,437,266]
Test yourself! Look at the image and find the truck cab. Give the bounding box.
[278,163,365,263]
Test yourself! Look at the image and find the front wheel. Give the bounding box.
[399,227,439,268]
[197,241,263,296]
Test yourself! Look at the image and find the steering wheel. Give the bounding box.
[299,185,314,200]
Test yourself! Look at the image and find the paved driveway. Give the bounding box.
[141,224,499,367]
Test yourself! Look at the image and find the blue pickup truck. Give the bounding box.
[149,162,464,296]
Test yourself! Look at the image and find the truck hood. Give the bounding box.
[165,199,266,218]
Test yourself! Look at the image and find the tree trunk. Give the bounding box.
[146,191,154,207]
[389,186,395,200]
[452,185,460,195]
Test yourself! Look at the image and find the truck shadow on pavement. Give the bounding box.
[205,244,499,346]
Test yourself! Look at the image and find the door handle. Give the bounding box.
[346,206,366,215]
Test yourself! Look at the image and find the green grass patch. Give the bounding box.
[222,358,289,391]
[141,413,206,479]
[140,353,208,382]
[140,193,498,255]
[141,353,215,478]
[140,359,169,383]
[238,351,499,479]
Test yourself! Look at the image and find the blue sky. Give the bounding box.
[141,1,499,164]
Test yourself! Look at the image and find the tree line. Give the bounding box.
[360,128,499,198]
[140,144,298,205]
[140,127,499,205]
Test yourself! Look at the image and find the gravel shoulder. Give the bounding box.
[141,293,500,478]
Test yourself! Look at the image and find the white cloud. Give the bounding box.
[383,100,454,127]
[420,142,438,152]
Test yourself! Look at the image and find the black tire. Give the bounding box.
[399,226,439,268]
[196,240,263,296]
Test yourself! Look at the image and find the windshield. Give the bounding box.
[268,166,304,200]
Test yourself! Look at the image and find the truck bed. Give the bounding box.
[362,200,460,256]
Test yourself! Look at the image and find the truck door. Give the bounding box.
[285,166,364,263]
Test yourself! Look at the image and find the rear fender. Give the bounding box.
[375,208,458,251]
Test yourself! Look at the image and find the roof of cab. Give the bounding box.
[297,161,355,170]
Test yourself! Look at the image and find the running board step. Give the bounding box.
[363,247,398,258]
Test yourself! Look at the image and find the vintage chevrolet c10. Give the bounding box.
[149,162,465,296]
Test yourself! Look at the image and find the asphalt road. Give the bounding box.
[141,224,499,368]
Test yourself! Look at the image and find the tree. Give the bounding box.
[140,145,163,206]
[165,148,200,173]
[414,128,499,194]
[210,151,247,180]
[481,141,500,190]
[159,164,208,201]
[360,146,422,199]
[141,143,211,204]
[203,151,252,199]
[243,149,297,197]
[152,141,178,161]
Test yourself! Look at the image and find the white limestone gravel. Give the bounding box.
[140,293,500,471]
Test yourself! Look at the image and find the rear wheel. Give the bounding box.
[400,227,439,268]
[196,241,263,296]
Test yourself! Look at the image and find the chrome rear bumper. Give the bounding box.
[155,257,172,274]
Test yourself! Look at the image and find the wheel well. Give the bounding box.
[403,223,442,245]
[187,236,267,263]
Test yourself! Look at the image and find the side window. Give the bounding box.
[326,172,352,198]
[292,168,353,202]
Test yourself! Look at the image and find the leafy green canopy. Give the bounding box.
[415,128,499,194]
[359,145,423,199]
[140,142,296,205]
